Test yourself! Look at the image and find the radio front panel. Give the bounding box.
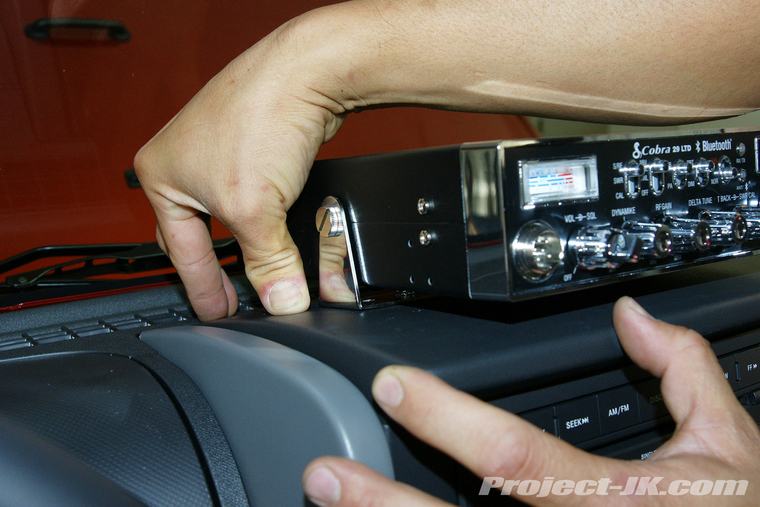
[293,128,760,303]
[486,130,760,300]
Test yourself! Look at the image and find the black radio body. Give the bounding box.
[289,128,760,302]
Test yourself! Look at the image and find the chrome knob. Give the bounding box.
[512,221,564,281]
[568,226,643,269]
[736,206,760,240]
[664,217,711,252]
[698,210,747,245]
[621,222,672,259]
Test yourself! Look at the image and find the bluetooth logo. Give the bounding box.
[696,141,701,153]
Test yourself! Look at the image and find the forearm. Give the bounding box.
[135,0,760,320]
[286,0,760,124]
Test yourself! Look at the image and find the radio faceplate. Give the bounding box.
[466,129,760,300]
[289,127,760,303]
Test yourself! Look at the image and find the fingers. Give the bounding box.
[612,297,744,426]
[362,297,757,506]
[612,297,760,464]
[359,297,757,507]
[302,457,451,507]
[155,213,238,322]
[370,366,624,506]
[231,211,311,315]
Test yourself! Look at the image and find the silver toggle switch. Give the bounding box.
[693,158,714,187]
[646,158,668,196]
[620,160,643,198]
[715,155,738,183]
[669,159,691,190]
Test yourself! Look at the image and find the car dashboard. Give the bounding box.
[2,256,760,507]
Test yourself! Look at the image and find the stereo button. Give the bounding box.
[597,434,670,461]
[556,396,601,444]
[719,355,738,389]
[598,386,640,434]
[737,348,760,389]
[520,407,556,435]
[636,379,669,423]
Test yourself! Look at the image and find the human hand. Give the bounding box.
[302,296,760,506]
[133,8,355,320]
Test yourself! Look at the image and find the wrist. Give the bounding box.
[270,1,459,115]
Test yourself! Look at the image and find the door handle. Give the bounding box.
[25,18,130,42]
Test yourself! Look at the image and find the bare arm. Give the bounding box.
[309,0,760,122]
[134,0,760,320]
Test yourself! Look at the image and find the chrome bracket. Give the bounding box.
[316,196,411,310]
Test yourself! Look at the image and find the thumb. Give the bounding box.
[612,296,740,426]
[234,212,311,315]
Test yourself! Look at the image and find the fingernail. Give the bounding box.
[373,371,404,408]
[627,297,654,320]
[268,281,303,312]
[303,466,341,507]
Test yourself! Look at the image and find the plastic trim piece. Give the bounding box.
[140,326,394,507]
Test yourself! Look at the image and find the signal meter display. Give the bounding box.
[520,156,599,208]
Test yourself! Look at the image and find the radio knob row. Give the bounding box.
[620,156,745,198]
[512,208,760,281]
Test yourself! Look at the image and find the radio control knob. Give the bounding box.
[698,210,747,245]
[512,221,564,282]
[693,158,714,187]
[735,205,760,219]
[664,217,711,252]
[736,206,760,240]
[670,160,691,190]
[567,226,643,269]
[621,222,673,258]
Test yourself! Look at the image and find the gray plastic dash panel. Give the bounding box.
[140,326,393,507]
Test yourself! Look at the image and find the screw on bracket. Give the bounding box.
[316,198,344,238]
